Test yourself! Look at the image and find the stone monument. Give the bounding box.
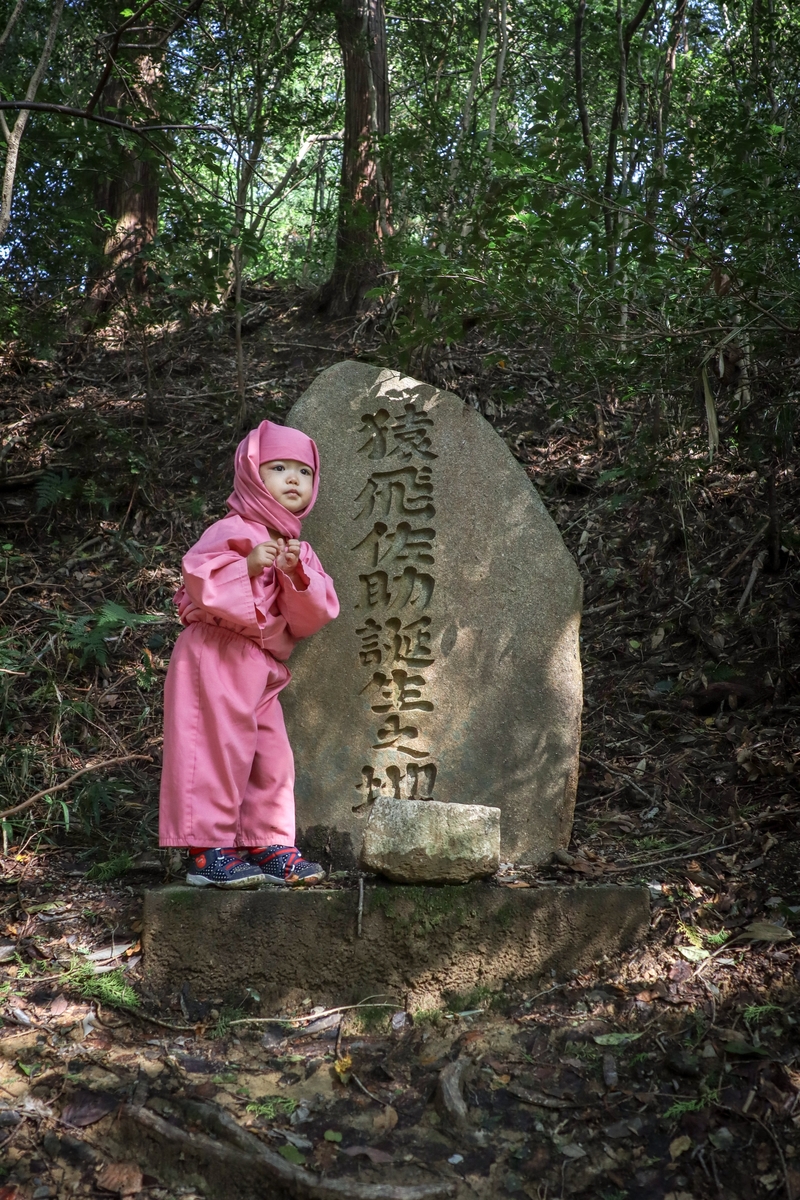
[281,362,583,869]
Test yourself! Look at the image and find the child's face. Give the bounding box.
[258,459,314,513]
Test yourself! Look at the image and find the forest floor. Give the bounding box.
[0,291,798,1200]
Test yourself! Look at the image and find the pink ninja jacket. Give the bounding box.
[173,514,339,659]
[172,419,339,660]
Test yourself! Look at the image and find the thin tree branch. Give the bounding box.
[84,0,163,116]
[0,754,152,820]
[486,0,509,159]
[574,0,593,175]
[0,101,229,140]
[449,0,491,182]
[0,0,64,240]
[153,0,203,48]
[0,0,26,51]
[602,0,654,266]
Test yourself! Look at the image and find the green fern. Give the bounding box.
[744,1003,780,1025]
[86,853,133,882]
[0,635,22,673]
[65,958,140,1009]
[246,1097,297,1119]
[678,920,729,948]
[704,929,731,946]
[61,602,161,666]
[677,920,705,948]
[664,1087,719,1119]
[209,1004,247,1039]
[35,469,81,511]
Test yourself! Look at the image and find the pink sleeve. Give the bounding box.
[181,521,273,628]
[275,543,339,640]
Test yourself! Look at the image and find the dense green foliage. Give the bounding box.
[1,0,799,451]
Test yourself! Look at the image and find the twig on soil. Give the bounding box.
[737,548,767,612]
[581,754,654,801]
[608,836,748,874]
[518,982,571,1011]
[357,875,364,937]
[229,997,399,1029]
[582,599,624,617]
[97,1004,197,1034]
[718,521,770,581]
[719,1103,794,1200]
[351,1073,388,1106]
[575,786,625,808]
[269,339,352,353]
[0,754,152,818]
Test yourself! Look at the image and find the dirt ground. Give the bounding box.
[0,293,798,1199]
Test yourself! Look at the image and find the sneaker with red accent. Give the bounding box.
[248,845,326,887]
[186,847,263,889]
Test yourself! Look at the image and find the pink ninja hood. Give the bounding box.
[227,420,320,538]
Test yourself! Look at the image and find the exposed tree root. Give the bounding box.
[110,1100,457,1200]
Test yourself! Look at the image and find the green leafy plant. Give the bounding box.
[443,983,495,1012]
[86,853,133,882]
[70,777,142,837]
[664,1087,719,1120]
[278,1144,305,1164]
[65,959,139,1009]
[245,1097,298,1119]
[209,1004,247,1039]
[743,1003,781,1026]
[704,929,731,947]
[35,470,82,511]
[0,636,23,674]
[60,602,161,667]
[678,920,729,949]
[351,1004,393,1033]
[677,921,705,949]
[411,1007,444,1028]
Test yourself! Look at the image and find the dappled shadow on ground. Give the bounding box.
[1,849,800,1200]
[0,289,798,1196]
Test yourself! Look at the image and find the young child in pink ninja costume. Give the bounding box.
[159,420,339,888]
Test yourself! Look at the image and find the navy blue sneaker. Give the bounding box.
[186,847,263,889]
[248,846,326,887]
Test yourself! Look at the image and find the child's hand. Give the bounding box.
[275,538,302,576]
[246,540,280,577]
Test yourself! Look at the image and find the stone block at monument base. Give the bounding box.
[360,798,501,882]
[143,883,649,1011]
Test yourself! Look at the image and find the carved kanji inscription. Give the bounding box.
[351,399,439,796]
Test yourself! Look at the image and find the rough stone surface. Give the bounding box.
[142,884,649,1010]
[283,362,583,867]
[360,798,500,882]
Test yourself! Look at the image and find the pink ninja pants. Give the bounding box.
[159,622,295,849]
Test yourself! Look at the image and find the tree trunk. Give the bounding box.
[321,0,390,317]
[83,0,204,321]
[85,64,162,320]
[602,0,653,275]
[574,0,593,177]
[647,0,686,220]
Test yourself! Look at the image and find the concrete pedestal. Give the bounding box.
[143,882,649,1011]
